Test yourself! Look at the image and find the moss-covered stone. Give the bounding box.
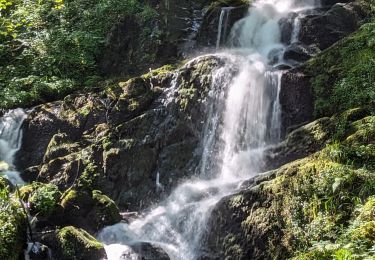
[304,19,375,117]
[206,111,375,259]
[60,189,121,232]
[44,133,81,163]
[18,181,43,201]
[0,177,26,260]
[177,55,230,110]
[57,226,106,260]
[92,190,121,226]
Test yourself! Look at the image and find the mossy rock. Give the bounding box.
[60,189,121,232]
[304,20,375,117]
[0,177,27,260]
[177,55,231,110]
[358,196,375,221]
[18,182,43,201]
[206,109,375,259]
[92,190,121,227]
[44,133,81,163]
[57,226,106,260]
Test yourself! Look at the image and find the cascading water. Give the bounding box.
[0,108,27,185]
[216,7,234,49]
[99,0,319,259]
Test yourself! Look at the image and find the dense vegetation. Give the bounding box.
[0,178,26,260]
[288,110,375,259]
[0,0,156,109]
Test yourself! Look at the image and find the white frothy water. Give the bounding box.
[0,108,27,185]
[99,0,319,259]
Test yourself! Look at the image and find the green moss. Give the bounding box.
[18,182,43,201]
[60,188,120,229]
[76,163,100,191]
[215,110,375,259]
[92,190,121,225]
[271,113,375,258]
[305,20,375,117]
[349,221,375,245]
[44,133,81,163]
[57,226,104,260]
[60,189,80,208]
[223,233,244,258]
[358,196,375,221]
[0,177,26,260]
[178,87,198,110]
[229,194,245,208]
[141,64,177,79]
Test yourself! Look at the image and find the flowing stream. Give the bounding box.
[99,0,319,259]
[0,108,27,185]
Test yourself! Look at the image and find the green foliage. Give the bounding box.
[29,183,61,216]
[0,0,157,109]
[306,20,375,117]
[0,177,26,260]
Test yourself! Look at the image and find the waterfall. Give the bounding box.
[291,13,302,43]
[99,0,319,259]
[216,7,234,49]
[0,108,27,185]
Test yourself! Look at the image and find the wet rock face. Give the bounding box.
[99,0,212,77]
[320,0,352,7]
[99,0,249,77]
[277,1,370,135]
[264,116,334,171]
[203,172,287,260]
[17,55,228,212]
[196,5,249,49]
[279,68,314,137]
[205,111,375,259]
[131,242,170,260]
[283,43,318,64]
[298,2,368,50]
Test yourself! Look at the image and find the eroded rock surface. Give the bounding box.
[17,55,232,212]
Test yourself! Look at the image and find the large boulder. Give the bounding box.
[55,226,106,260]
[298,2,369,50]
[58,190,122,233]
[19,183,121,234]
[17,55,232,212]
[131,242,170,260]
[104,242,170,260]
[283,43,319,63]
